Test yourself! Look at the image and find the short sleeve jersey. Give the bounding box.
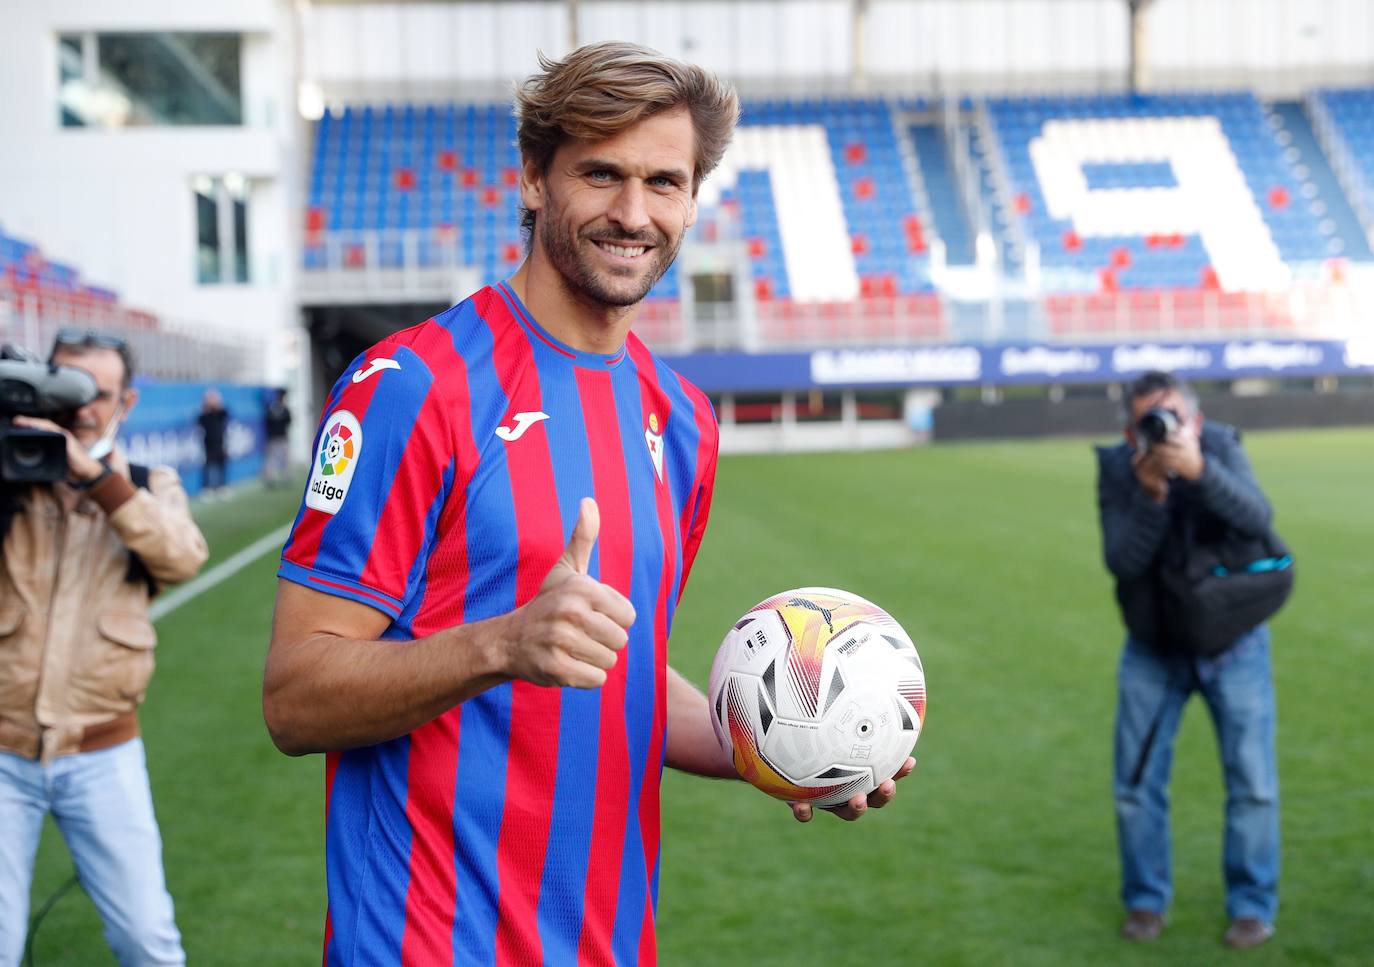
[279,283,718,966]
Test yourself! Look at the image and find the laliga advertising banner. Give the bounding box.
[117,382,271,496]
[661,338,1374,392]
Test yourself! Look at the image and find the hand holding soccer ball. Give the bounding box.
[709,588,926,818]
[789,754,916,823]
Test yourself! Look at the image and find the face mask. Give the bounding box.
[86,399,125,461]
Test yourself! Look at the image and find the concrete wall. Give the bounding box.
[0,0,303,388]
[933,389,1374,441]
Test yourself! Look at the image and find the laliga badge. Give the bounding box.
[645,412,664,482]
[306,409,362,514]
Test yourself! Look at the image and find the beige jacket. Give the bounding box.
[0,450,208,761]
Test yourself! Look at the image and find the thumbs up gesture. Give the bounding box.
[498,498,637,689]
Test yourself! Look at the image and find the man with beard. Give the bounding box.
[264,42,914,966]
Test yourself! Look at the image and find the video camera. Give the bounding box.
[1136,407,1180,450]
[0,345,98,483]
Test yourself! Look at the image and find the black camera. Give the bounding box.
[0,346,98,483]
[1136,407,1180,449]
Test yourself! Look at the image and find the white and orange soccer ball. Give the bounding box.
[708,587,926,808]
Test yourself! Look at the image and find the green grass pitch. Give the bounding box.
[23,427,1374,965]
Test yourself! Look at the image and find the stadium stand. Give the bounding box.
[304,95,948,345]
[1310,88,1374,249]
[0,223,254,380]
[0,225,143,329]
[983,92,1329,292]
[305,103,524,279]
[715,97,945,344]
[303,89,1374,348]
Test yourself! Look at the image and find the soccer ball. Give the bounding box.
[708,587,926,808]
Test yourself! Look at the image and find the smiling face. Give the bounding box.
[522,106,698,309]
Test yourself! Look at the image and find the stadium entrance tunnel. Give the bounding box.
[304,302,447,409]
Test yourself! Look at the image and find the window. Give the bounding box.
[59,33,242,128]
[195,175,250,284]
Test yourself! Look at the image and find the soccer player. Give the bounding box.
[263,42,914,965]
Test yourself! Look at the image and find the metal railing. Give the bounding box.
[1043,285,1365,343]
[0,287,259,382]
[297,225,1369,352]
[299,228,482,304]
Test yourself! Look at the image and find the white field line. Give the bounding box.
[150,523,292,622]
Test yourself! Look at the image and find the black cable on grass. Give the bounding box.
[23,871,81,967]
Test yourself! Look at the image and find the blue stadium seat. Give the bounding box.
[983,91,1338,292]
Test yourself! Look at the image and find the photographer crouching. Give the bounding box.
[0,331,207,965]
[1097,370,1292,950]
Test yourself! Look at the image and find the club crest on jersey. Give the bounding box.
[306,409,362,514]
[645,412,665,482]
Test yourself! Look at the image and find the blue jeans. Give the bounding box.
[1113,626,1279,923]
[0,739,184,966]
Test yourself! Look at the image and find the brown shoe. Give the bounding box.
[1224,918,1274,949]
[1121,909,1165,941]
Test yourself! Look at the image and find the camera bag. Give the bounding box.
[1155,515,1295,657]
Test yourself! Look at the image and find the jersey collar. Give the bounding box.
[495,281,628,369]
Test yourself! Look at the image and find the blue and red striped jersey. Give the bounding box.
[279,283,718,966]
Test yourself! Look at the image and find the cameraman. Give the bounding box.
[0,331,207,965]
[1096,370,1278,950]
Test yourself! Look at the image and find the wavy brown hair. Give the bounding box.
[515,41,739,236]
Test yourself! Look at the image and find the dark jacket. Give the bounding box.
[1095,421,1272,650]
[198,407,229,463]
[265,401,291,441]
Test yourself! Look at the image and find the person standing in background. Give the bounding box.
[1096,370,1281,950]
[197,389,229,500]
[1,331,208,964]
[263,388,292,488]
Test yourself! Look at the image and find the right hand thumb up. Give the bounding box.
[559,497,599,576]
[540,497,604,595]
[511,498,635,689]
[537,498,634,631]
